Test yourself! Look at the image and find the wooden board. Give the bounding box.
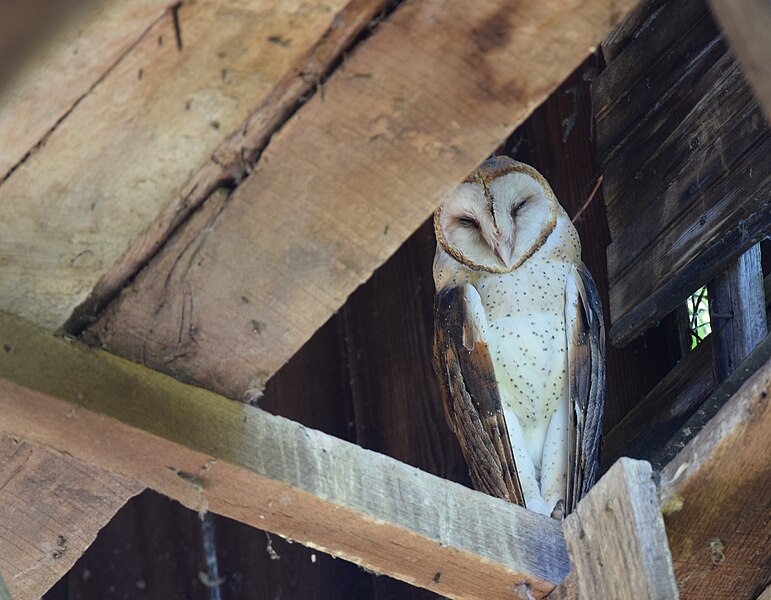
[0,314,570,600]
[0,0,175,179]
[708,0,771,120]
[707,245,767,382]
[89,0,638,400]
[563,458,678,600]
[0,0,351,331]
[659,356,771,598]
[591,0,771,346]
[0,436,142,600]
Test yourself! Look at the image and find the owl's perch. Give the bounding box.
[0,313,568,600]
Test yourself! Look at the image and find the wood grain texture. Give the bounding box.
[708,245,768,382]
[0,314,570,600]
[660,356,771,599]
[0,436,142,600]
[593,0,771,346]
[64,0,396,335]
[563,458,678,600]
[0,0,175,179]
[708,0,771,120]
[89,0,636,400]
[0,0,350,331]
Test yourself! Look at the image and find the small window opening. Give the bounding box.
[686,286,711,349]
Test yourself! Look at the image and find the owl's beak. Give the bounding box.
[493,238,513,269]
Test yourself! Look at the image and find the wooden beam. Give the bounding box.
[0,314,570,600]
[0,437,142,600]
[708,0,771,120]
[708,244,768,382]
[0,0,353,330]
[563,458,678,600]
[659,355,771,598]
[88,0,638,402]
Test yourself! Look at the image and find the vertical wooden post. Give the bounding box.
[562,458,678,600]
[708,244,767,382]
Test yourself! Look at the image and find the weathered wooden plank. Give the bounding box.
[602,335,715,469]
[606,64,766,281]
[600,0,668,64]
[89,0,637,401]
[0,314,570,600]
[0,436,142,600]
[0,0,351,331]
[593,0,771,346]
[563,458,678,600]
[708,245,768,382]
[544,570,578,600]
[63,0,396,335]
[595,0,719,164]
[0,0,175,179]
[601,39,734,214]
[659,356,771,599]
[708,0,771,121]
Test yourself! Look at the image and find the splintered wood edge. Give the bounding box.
[0,313,569,600]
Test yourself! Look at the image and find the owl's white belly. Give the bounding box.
[472,259,570,475]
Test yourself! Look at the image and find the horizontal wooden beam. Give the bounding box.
[0,314,569,600]
[659,354,771,598]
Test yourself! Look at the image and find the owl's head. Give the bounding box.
[434,157,559,273]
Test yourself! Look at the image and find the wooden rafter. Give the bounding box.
[0,314,570,600]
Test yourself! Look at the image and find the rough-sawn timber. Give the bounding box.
[0,314,570,600]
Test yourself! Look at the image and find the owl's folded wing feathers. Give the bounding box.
[433,284,525,505]
[565,263,606,512]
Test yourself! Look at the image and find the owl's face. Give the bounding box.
[434,159,559,273]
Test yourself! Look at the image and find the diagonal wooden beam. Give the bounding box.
[0,313,570,600]
[88,0,638,401]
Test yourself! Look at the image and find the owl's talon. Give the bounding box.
[550,499,565,520]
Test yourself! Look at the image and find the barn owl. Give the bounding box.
[432,156,605,518]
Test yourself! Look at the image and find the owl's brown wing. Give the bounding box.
[565,263,606,512]
[433,284,525,505]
